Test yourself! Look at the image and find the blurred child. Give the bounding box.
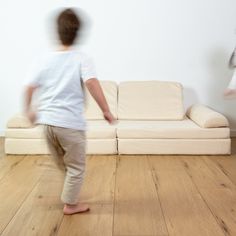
[224,47,236,98]
[24,8,116,215]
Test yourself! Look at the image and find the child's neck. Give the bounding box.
[59,45,72,51]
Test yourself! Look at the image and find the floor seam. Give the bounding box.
[146,155,170,236]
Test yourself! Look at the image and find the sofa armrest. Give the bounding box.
[186,104,229,128]
[7,113,34,128]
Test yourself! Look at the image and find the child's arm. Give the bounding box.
[24,85,37,123]
[85,78,116,124]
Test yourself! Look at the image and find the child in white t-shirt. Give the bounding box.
[24,8,116,215]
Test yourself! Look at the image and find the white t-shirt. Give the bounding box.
[25,49,97,130]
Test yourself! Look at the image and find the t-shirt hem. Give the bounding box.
[36,120,87,131]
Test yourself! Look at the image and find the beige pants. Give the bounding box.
[44,125,87,205]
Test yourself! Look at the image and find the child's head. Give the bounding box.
[57,8,81,46]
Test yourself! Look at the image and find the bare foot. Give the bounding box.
[63,203,90,215]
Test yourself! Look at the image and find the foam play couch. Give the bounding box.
[5,81,231,155]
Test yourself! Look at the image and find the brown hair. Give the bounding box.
[57,8,80,46]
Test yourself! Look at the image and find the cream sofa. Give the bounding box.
[5,81,231,155]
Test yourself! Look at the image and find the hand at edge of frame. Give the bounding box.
[103,111,117,125]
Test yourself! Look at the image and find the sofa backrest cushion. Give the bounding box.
[84,80,118,119]
[118,81,185,120]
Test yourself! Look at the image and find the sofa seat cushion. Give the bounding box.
[5,138,117,155]
[117,118,230,139]
[5,120,117,139]
[5,126,45,139]
[87,120,117,138]
[118,139,230,155]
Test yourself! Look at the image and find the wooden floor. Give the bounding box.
[0,138,236,236]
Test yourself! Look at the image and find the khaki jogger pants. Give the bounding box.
[44,125,87,205]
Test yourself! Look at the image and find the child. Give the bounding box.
[24,8,116,215]
[224,47,236,98]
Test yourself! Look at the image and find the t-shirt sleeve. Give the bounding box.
[80,54,97,82]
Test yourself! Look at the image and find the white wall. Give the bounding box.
[0,0,236,135]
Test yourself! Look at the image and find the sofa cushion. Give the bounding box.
[6,120,117,139]
[84,80,118,119]
[186,104,229,128]
[118,81,185,120]
[87,120,117,138]
[117,118,230,139]
[7,113,33,128]
[5,138,118,154]
[118,139,231,155]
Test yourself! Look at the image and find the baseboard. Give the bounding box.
[231,129,236,137]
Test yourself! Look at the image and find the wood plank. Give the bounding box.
[57,155,116,236]
[0,137,5,158]
[1,163,64,236]
[148,156,225,236]
[210,156,236,186]
[182,156,236,236]
[0,155,25,181]
[181,156,236,189]
[113,155,168,236]
[231,138,236,155]
[0,155,49,234]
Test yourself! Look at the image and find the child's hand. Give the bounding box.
[26,110,37,124]
[103,111,117,125]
